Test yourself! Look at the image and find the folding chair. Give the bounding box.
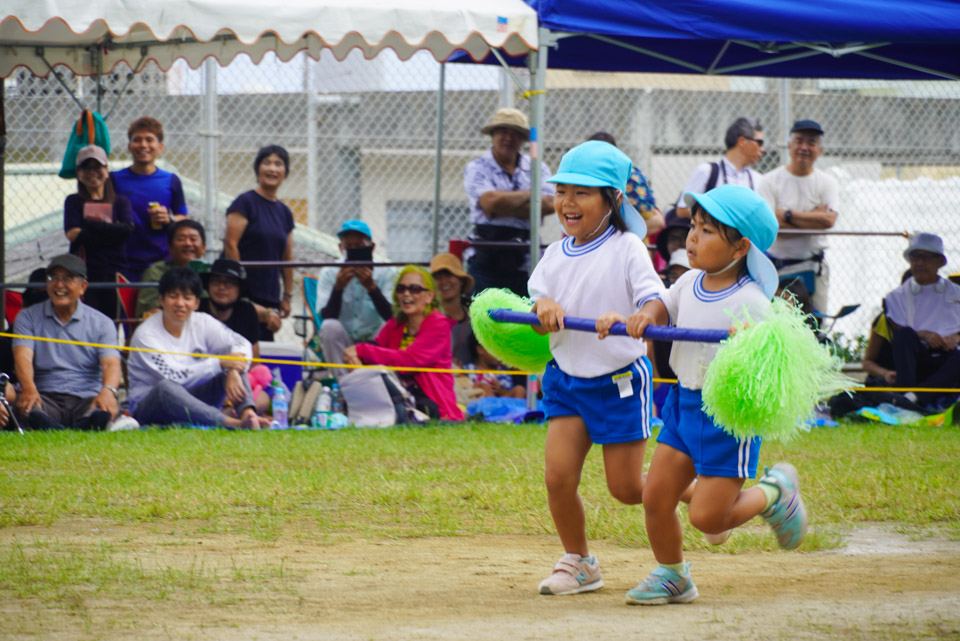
[299,274,325,366]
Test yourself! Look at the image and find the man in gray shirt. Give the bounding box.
[13,254,122,430]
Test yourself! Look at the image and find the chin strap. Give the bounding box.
[707,257,743,276]
[582,210,613,240]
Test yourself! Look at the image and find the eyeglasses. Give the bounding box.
[395,284,430,295]
[743,136,764,147]
[46,274,81,284]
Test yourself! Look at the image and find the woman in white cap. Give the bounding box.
[63,144,135,319]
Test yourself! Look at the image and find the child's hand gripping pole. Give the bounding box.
[487,309,729,344]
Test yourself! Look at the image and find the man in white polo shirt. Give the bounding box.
[758,119,839,313]
[883,233,960,408]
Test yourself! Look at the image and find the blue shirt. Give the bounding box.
[12,300,120,397]
[112,167,188,278]
[463,150,554,231]
[225,190,295,307]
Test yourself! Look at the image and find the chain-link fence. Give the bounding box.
[6,51,960,343]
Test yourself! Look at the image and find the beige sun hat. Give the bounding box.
[480,107,530,139]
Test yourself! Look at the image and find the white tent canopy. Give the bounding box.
[0,0,538,77]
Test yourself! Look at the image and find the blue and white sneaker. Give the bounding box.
[759,462,808,550]
[625,563,698,605]
[538,553,604,595]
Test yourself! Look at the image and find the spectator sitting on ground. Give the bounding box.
[343,265,464,421]
[12,254,122,430]
[63,144,135,319]
[316,220,397,376]
[137,219,207,317]
[674,116,765,218]
[463,107,556,297]
[199,259,271,414]
[127,267,267,429]
[112,116,189,281]
[429,252,474,367]
[882,233,960,408]
[463,333,526,399]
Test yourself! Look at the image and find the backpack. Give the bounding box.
[59,110,111,179]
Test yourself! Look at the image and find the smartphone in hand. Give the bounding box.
[345,246,373,263]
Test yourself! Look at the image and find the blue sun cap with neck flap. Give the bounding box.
[683,184,779,299]
[547,140,647,239]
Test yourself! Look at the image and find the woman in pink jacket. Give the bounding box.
[344,265,465,420]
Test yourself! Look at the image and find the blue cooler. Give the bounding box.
[258,341,303,391]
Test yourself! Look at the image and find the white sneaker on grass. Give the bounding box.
[106,414,140,432]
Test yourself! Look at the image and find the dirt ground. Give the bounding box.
[2,522,960,641]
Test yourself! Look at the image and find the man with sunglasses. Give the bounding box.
[758,119,839,312]
[674,116,765,218]
[12,254,123,430]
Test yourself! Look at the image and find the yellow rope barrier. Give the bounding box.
[5,331,960,394]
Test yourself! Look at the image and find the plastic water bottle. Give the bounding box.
[270,368,289,429]
[330,383,345,415]
[313,385,332,428]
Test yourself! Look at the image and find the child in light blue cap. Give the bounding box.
[624,184,809,606]
[528,140,665,597]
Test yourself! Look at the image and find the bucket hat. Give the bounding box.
[903,232,946,263]
[429,253,474,294]
[683,184,779,298]
[480,107,530,139]
[201,258,248,296]
[547,140,647,239]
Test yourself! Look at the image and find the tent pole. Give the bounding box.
[779,78,790,165]
[201,59,219,252]
[431,62,446,256]
[306,56,318,230]
[525,28,550,412]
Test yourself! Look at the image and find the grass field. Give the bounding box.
[1,420,959,640]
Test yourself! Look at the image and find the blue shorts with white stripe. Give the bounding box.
[657,384,761,478]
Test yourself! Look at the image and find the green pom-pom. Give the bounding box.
[702,297,855,442]
[470,288,552,374]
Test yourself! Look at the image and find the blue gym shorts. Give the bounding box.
[541,358,653,445]
[657,384,761,478]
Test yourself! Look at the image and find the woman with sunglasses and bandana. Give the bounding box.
[343,265,464,420]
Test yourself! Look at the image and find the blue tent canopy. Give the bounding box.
[471,0,960,80]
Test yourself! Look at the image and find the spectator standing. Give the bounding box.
[223,145,295,341]
[63,145,135,319]
[112,117,189,281]
[12,254,122,430]
[882,233,960,407]
[136,219,207,317]
[758,120,839,312]
[463,107,555,296]
[344,266,464,421]
[315,220,397,376]
[429,252,474,366]
[674,117,765,218]
[127,267,266,429]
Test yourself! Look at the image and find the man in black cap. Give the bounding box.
[12,254,123,429]
[200,259,262,357]
[759,119,839,312]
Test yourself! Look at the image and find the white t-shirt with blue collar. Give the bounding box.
[528,226,664,378]
[661,269,770,390]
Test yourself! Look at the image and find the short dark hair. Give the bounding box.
[159,267,203,299]
[253,145,290,176]
[167,219,206,245]
[587,131,617,146]
[691,203,743,245]
[724,117,762,150]
[127,116,164,142]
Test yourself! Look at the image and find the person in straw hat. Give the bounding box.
[463,107,556,297]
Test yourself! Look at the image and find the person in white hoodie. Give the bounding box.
[127,267,267,428]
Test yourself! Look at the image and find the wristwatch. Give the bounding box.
[103,385,119,397]
[783,210,794,225]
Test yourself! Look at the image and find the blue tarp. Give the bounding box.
[468,0,960,79]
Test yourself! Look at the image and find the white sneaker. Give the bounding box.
[107,414,140,432]
[538,554,604,595]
